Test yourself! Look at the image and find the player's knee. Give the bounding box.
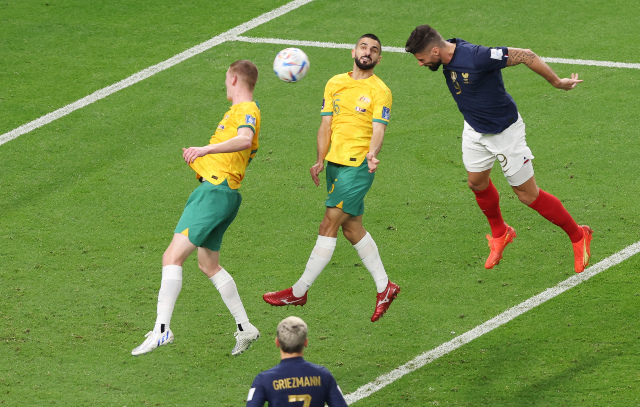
[342,227,355,243]
[162,250,183,267]
[514,189,537,206]
[342,225,365,245]
[198,263,222,278]
[467,178,489,191]
[318,218,340,237]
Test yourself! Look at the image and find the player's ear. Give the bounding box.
[351,48,356,59]
[275,338,280,348]
[304,338,309,348]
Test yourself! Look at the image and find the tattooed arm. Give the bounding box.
[506,47,583,90]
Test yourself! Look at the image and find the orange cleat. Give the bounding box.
[572,225,593,273]
[485,225,516,269]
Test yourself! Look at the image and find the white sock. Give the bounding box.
[354,232,388,293]
[154,265,183,333]
[292,235,337,297]
[210,268,250,328]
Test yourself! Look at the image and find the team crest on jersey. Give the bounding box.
[218,124,225,130]
[356,94,372,108]
[450,71,457,81]
[245,115,256,125]
[382,106,390,120]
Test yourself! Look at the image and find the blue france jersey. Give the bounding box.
[246,357,347,407]
[443,38,518,134]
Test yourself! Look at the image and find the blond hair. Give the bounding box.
[277,316,308,353]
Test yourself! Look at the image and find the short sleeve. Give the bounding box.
[324,370,348,407]
[372,86,392,125]
[473,45,509,71]
[236,105,258,134]
[246,375,267,407]
[321,78,335,116]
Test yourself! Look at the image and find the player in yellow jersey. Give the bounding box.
[132,60,261,356]
[264,34,400,322]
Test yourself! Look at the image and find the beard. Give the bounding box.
[428,61,442,71]
[354,57,377,71]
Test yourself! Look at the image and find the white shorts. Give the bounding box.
[461,115,535,186]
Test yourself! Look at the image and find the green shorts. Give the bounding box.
[325,160,375,216]
[174,179,241,251]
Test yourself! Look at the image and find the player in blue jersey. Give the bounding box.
[246,316,347,407]
[405,25,592,273]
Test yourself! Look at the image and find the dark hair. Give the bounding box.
[358,33,382,49]
[229,60,258,91]
[405,25,445,54]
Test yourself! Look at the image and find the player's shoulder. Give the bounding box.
[456,38,505,57]
[370,74,391,91]
[300,359,335,378]
[366,74,392,101]
[232,101,260,118]
[234,100,260,112]
[326,72,351,87]
[253,363,282,381]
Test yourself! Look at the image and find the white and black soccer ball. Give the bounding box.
[273,48,310,83]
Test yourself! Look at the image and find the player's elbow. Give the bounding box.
[241,139,253,150]
[238,134,253,150]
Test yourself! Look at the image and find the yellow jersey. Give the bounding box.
[320,72,392,166]
[189,101,260,189]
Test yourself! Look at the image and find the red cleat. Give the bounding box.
[485,225,516,269]
[572,225,593,273]
[371,281,400,322]
[263,287,307,306]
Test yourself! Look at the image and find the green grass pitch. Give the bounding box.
[1,0,639,405]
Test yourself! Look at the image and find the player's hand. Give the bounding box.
[182,147,207,164]
[310,162,324,187]
[555,73,583,90]
[366,153,380,173]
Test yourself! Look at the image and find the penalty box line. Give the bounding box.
[3,13,638,147]
[343,240,640,404]
[234,35,640,69]
[0,0,316,147]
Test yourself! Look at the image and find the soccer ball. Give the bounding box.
[273,48,310,83]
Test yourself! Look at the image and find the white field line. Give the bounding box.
[0,0,315,147]
[235,35,406,53]
[3,28,639,147]
[344,240,640,405]
[2,8,640,402]
[541,57,640,69]
[235,35,640,69]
